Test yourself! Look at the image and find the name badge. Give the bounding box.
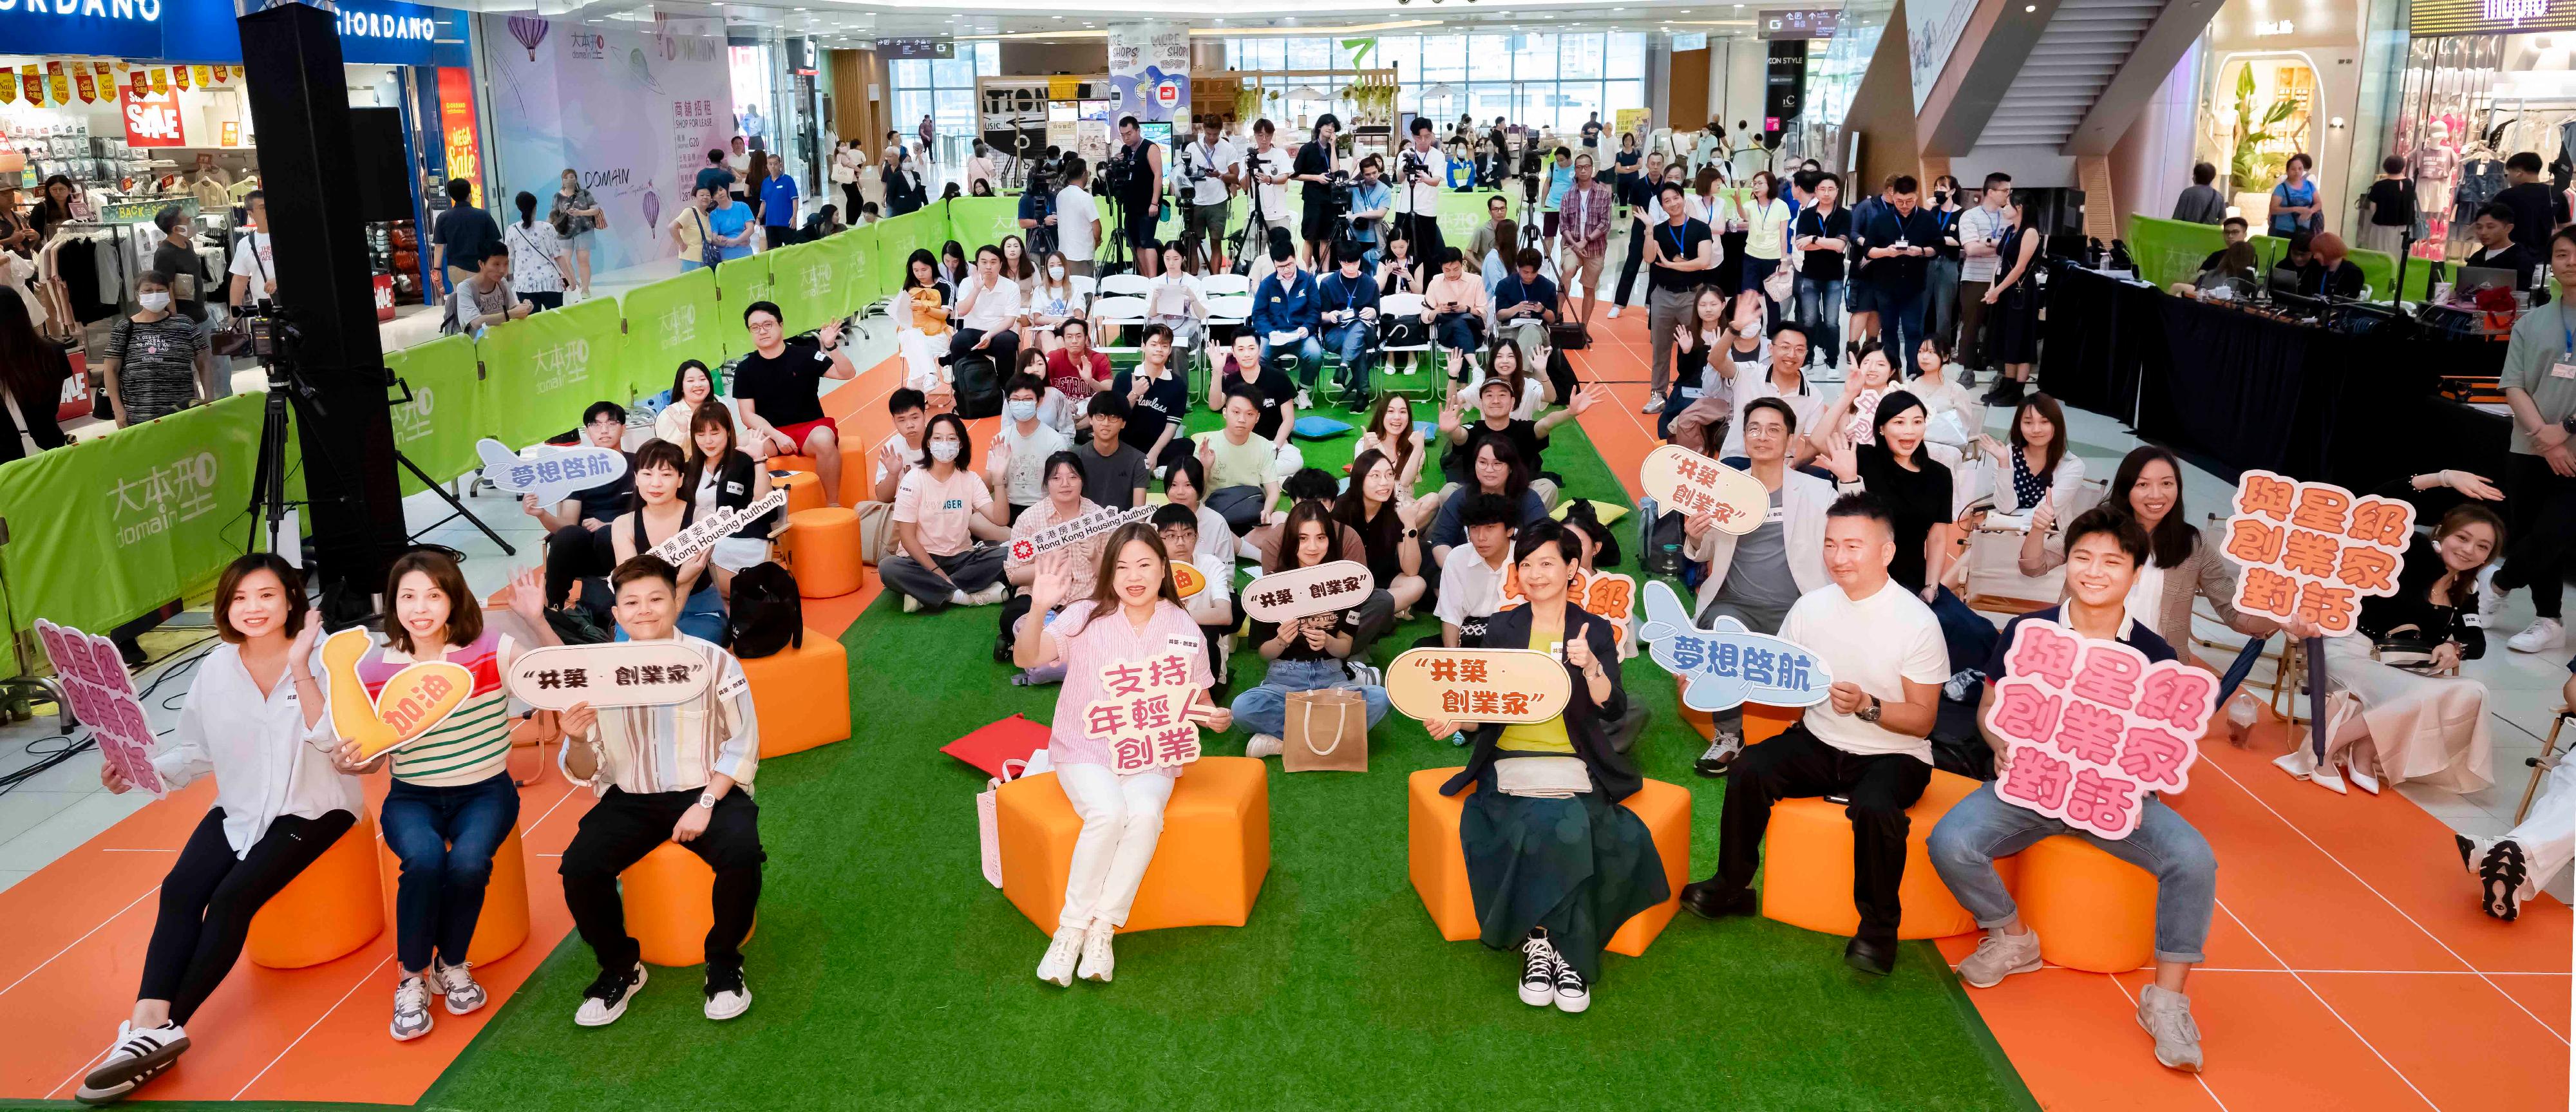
[1766,504,1786,523]
[1166,633,1203,654]
[1677,385,1705,399]
[2552,361,2576,380]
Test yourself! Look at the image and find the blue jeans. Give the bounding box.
[1262,334,1327,388]
[1229,657,1391,738]
[1795,275,1844,367]
[1879,285,1927,368]
[382,771,520,972]
[1926,584,1997,676]
[1927,782,2217,963]
[1434,311,1483,357]
[1323,321,1376,390]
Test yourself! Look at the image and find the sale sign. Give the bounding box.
[1634,581,1835,711]
[120,85,184,148]
[1084,654,1208,774]
[1639,444,1768,536]
[1982,619,2218,840]
[507,643,715,711]
[1004,503,1153,563]
[1241,560,1376,623]
[2219,470,2412,637]
[34,620,165,798]
[1385,648,1573,725]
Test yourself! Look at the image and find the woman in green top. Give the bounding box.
[1426,520,1666,1014]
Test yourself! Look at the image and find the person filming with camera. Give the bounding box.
[1347,155,1395,265]
[1181,116,1238,273]
[1399,117,1450,269]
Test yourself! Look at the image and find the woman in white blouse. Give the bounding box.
[1975,391,2087,518]
[76,554,363,1105]
[655,360,776,460]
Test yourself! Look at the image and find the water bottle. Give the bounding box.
[2224,690,2260,748]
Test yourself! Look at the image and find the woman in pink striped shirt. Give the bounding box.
[1010,523,1233,986]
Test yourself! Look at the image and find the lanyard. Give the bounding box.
[1345,281,1362,316]
[1664,221,1689,259]
[2561,300,2573,358]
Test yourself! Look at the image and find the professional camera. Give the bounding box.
[1319,169,1355,216]
[1102,147,1141,196]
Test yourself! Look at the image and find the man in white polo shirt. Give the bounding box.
[1679,492,1950,976]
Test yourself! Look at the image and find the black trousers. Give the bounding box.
[2495,451,2576,621]
[544,523,616,614]
[142,808,357,1023]
[1612,220,1650,306]
[945,326,1021,372]
[1716,723,1932,947]
[560,787,765,975]
[1406,211,1446,274]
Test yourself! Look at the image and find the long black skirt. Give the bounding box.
[1459,760,1669,984]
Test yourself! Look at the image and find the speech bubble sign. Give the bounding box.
[648,487,791,566]
[321,627,398,757]
[1638,444,1769,536]
[1082,652,1206,774]
[2217,469,2413,638]
[506,643,715,711]
[1005,503,1157,563]
[1980,617,2218,840]
[477,437,630,507]
[1240,560,1376,623]
[35,619,165,798]
[1385,647,1573,725]
[1634,580,1835,711]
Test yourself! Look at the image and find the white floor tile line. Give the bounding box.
[2098,974,2234,1112]
[227,952,396,1102]
[0,885,160,1000]
[2199,755,2570,1045]
[2213,899,2444,1111]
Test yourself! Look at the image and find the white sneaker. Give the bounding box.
[1639,394,1665,415]
[431,959,487,1015]
[1036,925,1084,986]
[75,1021,188,1105]
[1077,923,1116,983]
[1606,305,1622,319]
[390,974,435,1041]
[1551,952,1591,1014]
[1956,928,2043,988]
[949,588,973,606]
[2475,565,2504,627]
[969,583,1013,607]
[574,963,647,1027]
[1244,733,1284,758]
[703,966,752,1021]
[902,594,923,613]
[2508,617,2565,654]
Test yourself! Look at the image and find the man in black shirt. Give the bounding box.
[2465,202,2547,300]
[149,205,224,399]
[1609,151,1668,317]
[529,401,639,616]
[2494,151,2568,256]
[1855,174,1939,372]
[1792,173,1852,370]
[732,300,858,505]
[1644,182,1716,415]
[1294,114,1343,270]
[1112,115,1166,277]
[1074,393,1150,508]
[430,177,502,297]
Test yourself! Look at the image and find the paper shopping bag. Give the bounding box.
[1283,688,1369,773]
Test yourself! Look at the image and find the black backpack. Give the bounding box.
[727,561,804,659]
[952,353,1004,419]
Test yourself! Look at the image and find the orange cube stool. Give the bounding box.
[768,453,817,474]
[372,824,530,966]
[741,627,849,757]
[2012,834,2159,973]
[1406,768,1692,957]
[776,507,864,597]
[1673,675,1799,744]
[620,842,759,966]
[774,469,824,517]
[996,756,1270,935]
[1758,768,2003,940]
[248,813,386,968]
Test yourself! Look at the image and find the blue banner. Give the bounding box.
[3,0,170,60]
[26,0,471,68]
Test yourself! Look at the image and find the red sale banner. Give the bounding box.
[120,86,185,148]
[74,72,94,103]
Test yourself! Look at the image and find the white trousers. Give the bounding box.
[1055,762,1175,931]
[2508,756,2576,900]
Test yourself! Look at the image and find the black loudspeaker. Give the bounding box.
[348,107,415,225]
[238,3,408,596]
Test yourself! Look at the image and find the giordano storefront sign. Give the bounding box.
[2411,0,2576,37]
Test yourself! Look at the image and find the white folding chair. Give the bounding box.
[1070,275,1099,301]
[1198,272,1252,299]
[1377,292,1437,399]
[1089,295,1148,356]
[1099,273,1153,300]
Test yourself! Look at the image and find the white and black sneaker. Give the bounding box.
[1519,932,1558,1007]
[574,963,648,1027]
[1695,731,1743,778]
[2476,838,2529,921]
[1346,660,1383,688]
[704,965,752,1021]
[390,974,435,1041]
[1551,953,1591,1013]
[74,1021,188,1106]
[431,960,488,1015]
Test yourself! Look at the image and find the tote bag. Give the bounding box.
[1282,688,1369,773]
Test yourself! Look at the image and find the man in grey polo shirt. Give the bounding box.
[2483,224,2576,655]
[1953,173,2011,378]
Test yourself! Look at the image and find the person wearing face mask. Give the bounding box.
[103,270,211,426]
[989,373,1072,522]
[884,412,1014,612]
[998,451,1104,658]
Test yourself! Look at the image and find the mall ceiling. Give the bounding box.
[522,0,1789,48]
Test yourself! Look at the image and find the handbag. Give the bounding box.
[1762,262,1794,303]
[696,209,724,269]
[853,499,897,565]
[1548,321,1590,350]
[2369,623,2442,672]
[1495,755,1593,797]
[1282,688,1368,773]
[2,386,43,458]
[976,758,1030,887]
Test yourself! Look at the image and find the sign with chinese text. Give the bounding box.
[1762,9,1841,38]
[646,487,788,567]
[319,628,474,760]
[1241,560,1376,623]
[1982,619,2217,840]
[35,620,165,798]
[2219,471,2412,637]
[120,85,185,148]
[1385,648,1573,725]
[475,438,629,507]
[1636,580,1833,711]
[1083,654,1206,773]
[1639,444,1768,536]
[1005,503,1154,563]
[507,643,714,711]
[1171,559,1207,599]
[1499,568,1638,650]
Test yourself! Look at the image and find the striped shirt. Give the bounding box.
[363,630,522,787]
[558,635,759,796]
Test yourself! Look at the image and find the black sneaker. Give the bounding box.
[1519,932,1558,1007]
[2477,839,2529,921]
[704,965,752,1021]
[574,963,647,1027]
[1551,952,1590,1013]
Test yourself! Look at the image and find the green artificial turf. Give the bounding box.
[33,402,2040,1111]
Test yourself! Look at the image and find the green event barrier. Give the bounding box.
[385,335,483,496]
[617,267,723,401]
[872,209,939,297]
[474,295,624,447]
[764,240,843,337]
[823,222,880,318]
[945,196,1020,254]
[714,252,775,356]
[0,392,263,636]
[2126,214,2430,301]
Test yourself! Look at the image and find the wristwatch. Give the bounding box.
[696,791,719,810]
[1857,696,1883,724]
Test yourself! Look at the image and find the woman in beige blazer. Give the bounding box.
[2020,446,2289,661]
